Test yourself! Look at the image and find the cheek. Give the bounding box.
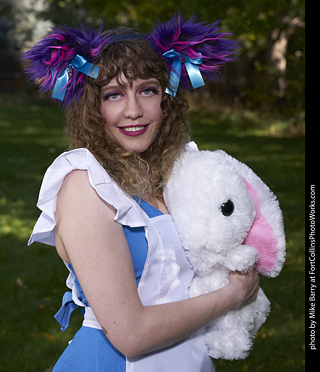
[100,103,119,127]
[100,104,107,122]
[100,103,111,122]
[154,109,163,126]
[100,105,114,137]
[156,107,164,130]
[147,98,163,123]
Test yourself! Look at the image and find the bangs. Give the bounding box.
[96,39,169,89]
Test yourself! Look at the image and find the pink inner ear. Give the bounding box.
[244,181,277,276]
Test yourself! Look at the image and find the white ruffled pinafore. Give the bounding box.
[28,144,214,372]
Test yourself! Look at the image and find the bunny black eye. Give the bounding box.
[221,200,234,217]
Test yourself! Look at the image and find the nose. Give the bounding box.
[124,94,143,120]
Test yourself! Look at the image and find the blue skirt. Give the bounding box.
[53,326,126,371]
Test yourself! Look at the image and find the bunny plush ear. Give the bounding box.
[215,150,286,277]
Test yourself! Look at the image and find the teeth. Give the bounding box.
[122,126,145,132]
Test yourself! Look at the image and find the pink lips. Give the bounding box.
[118,124,150,137]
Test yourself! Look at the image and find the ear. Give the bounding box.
[214,150,286,277]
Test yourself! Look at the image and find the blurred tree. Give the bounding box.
[75,0,304,113]
[2,0,304,118]
[0,0,54,93]
[44,0,94,25]
[0,0,15,48]
[44,0,178,30]
[219,0,305,111]
[0,0,53,49]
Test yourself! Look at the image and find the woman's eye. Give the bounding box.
[104,92,122,101]
[141,87,158,96]
[106,93,120,101]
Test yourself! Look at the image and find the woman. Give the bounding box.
[24,14,259,371]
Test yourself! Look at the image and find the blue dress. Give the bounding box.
[28,147,215,372]
[52,200,159,371]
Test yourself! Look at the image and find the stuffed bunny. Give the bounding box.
[163,148,286,360]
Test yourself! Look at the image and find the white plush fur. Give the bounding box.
[164,149,285,360]
[218,150,286,277]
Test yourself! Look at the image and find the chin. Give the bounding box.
[120,137,157,153]
[123,144,151,153]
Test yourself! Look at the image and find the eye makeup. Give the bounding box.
[101,79,161,101]
[102,91,123,101]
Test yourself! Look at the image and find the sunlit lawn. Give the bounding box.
[0,95,305,371]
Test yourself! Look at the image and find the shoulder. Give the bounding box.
[54,168,118,258]
[29,149,147,248]
[58,169,91,200]
[60,169,91,193]
[45,147,115,212]
[57,169,116,216]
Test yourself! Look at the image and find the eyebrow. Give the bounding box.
[101,79,161,93]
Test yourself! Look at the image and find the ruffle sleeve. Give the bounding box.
[28,148,148,247]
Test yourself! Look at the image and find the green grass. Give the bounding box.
[0,95,305,371]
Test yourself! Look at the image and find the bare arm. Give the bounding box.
[54,170,259,358]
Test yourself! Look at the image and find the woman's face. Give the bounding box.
[100,74,163,153]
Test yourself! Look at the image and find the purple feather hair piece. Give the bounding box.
[21,24,110,107]
[148,12,238,91]
[21,14,238,105]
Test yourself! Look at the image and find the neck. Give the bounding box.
[141,194,169,215]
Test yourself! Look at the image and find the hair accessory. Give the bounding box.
[52,54,99,100]
[21,24,109,107]
[162,49,204,97]
[22,13,237,106]
[148,12,237,96]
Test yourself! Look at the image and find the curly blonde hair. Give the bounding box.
[65,28,190,199]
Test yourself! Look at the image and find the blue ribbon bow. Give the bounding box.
[163,49,205,97]
[52,54,99,101]
[54,291,78,331]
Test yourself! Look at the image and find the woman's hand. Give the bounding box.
[227,268,260,310]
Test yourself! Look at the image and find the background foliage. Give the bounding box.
[1,0,305,127]
[0,0,305,371]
